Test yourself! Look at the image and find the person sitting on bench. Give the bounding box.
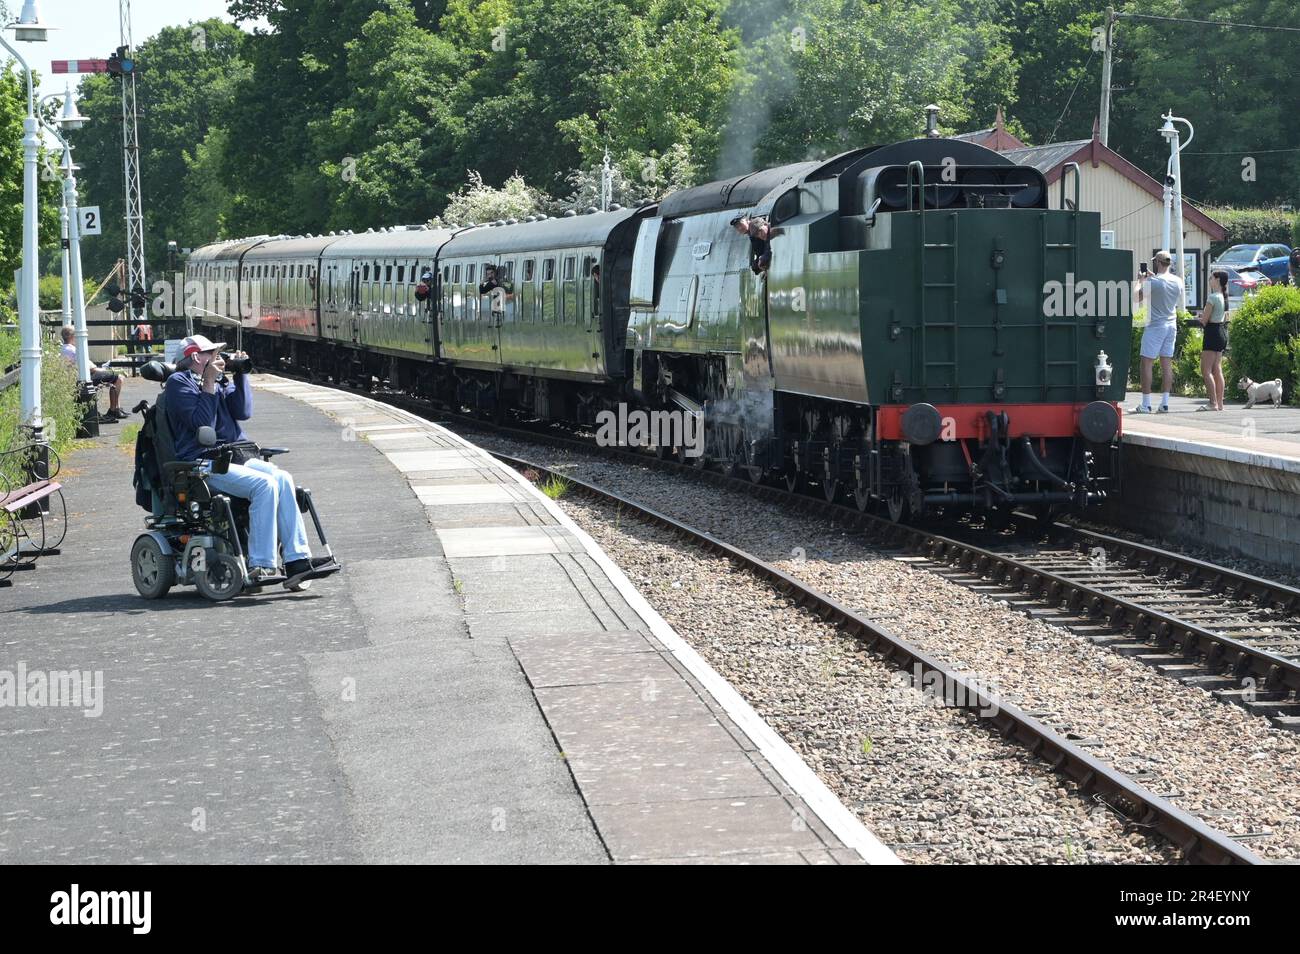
[164,334,319,589]
[60,326,126,420]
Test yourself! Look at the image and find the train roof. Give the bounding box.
[318,228,458,260]
[438,208,644,258]
[656,162,820,219]
[242,235,341,260]
[188,237,272,263]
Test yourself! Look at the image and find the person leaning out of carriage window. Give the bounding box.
[478,264,500,296]
[1197,269,1230,412]
[749,217,782,274]
[590,262,601,316]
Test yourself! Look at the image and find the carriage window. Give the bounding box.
[385,264,393,282]
[397,265,404,283]
[443,266,450,281]
[563,257,575,281]
[453,264,462,284]
[502,261,514,286]
[543,258,555,281]
[363,263,370,281]
[524,259,535,282]
[467,264,476,283]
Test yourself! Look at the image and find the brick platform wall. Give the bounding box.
[1100,441,1300,567]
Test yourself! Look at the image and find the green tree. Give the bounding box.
[70,18,248,281]
[752,0,976,168]
[316,0,465,229]
[1109,0,1300,206]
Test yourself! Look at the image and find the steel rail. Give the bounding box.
[490,450,1263,866]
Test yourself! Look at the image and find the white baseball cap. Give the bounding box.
[181,334,225,357]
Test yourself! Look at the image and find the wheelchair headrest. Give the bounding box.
[140,360,179,383]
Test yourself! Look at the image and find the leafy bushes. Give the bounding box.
[0,329,82,487]
[1205,206,1296,257]
[1220,285,1300,402]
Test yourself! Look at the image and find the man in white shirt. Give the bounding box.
[1134,249,1185,413]
[60,325,126,420]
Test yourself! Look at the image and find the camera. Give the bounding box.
[220,351,253,374]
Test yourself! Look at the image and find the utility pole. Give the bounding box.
[1099,7,1115,147]
[119,0,147,327]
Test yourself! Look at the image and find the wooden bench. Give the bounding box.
[0,448,67,586]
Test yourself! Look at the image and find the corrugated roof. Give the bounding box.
[1000,140,1091,174]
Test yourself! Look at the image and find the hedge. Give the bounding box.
[1218,284,1300,402]
[0,329,83,487]
[1202,206,1297,257]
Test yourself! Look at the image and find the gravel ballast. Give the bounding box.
[455,427,1299,862]
[560,492,1179,864]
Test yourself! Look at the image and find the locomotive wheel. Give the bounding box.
[884,490,908,523]
[784,469,803,493]
[853,484,872,512]
[821,477,840,503]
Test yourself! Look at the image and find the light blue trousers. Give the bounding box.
[206,458,311,570]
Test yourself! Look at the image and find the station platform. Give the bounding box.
[1107,391,1300,566]
[0,373,896,865]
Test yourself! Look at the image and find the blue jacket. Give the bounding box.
[165,370,253,461]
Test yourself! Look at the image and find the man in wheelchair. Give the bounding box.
[162,334,331,592]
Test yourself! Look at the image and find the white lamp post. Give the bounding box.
[40,84,90,385]
[1159,111,1194,295]
[1,0,53,443]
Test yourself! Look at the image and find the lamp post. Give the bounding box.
[0,0,53,443]
[1159,111,1194,300]
[40,84,90,385]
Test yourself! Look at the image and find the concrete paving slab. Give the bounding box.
[437,525,580,557]
[414,483,530,505]
[385,449,490,473]
[590,795,829,861]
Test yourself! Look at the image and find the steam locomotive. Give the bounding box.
[186,136,1132,520]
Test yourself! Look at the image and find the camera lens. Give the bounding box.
[220,352,252,374]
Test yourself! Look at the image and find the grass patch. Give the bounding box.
[538,474,571,500]
[118,421,141,454]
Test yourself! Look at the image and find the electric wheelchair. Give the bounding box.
[130,360,341,601]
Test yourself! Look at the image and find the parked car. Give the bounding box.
[1213,243,1292,284]
[1220,264,1273,309]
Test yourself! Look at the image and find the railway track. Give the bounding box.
[267,372,1300,861]
[484,448,1261,865]
[297,372,1300,731]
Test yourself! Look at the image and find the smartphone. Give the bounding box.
[1139,262,1149,275]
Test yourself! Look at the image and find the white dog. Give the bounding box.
[1239,377,1284,409]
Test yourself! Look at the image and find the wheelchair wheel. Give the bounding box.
[194,552,244,602]
[132,535,175,599]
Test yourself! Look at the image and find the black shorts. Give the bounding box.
[91,369,120,386]
[1202,323,1227,353]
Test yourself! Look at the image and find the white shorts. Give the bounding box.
[1140,321,1177,359]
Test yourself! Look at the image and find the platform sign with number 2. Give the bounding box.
[79,206,102,236]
